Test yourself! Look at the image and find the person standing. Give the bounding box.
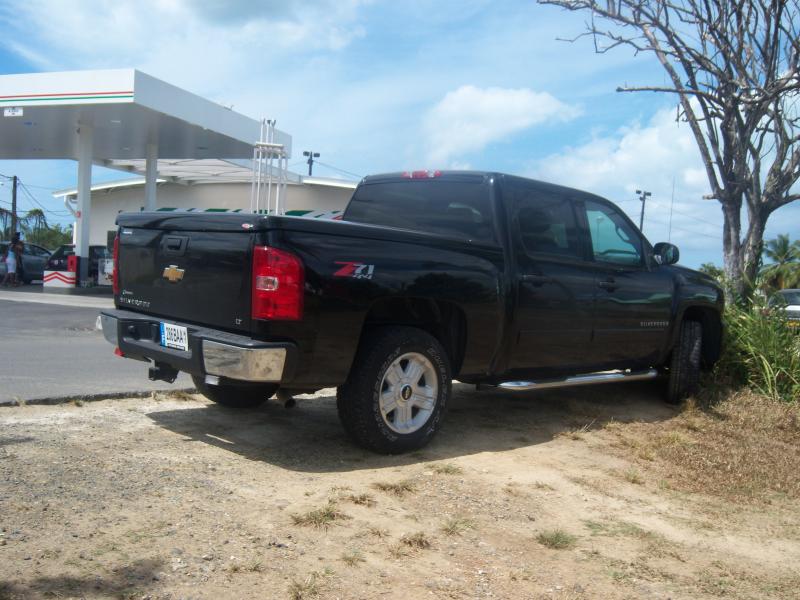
[2,241,17,287]
[12,234,24,285]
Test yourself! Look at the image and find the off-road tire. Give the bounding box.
[191,375,277,408]
[665,320,702,404]
[337,327,451,454]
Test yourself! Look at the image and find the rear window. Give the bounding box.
[344,180,495,243]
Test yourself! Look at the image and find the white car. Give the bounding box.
[770,289,800,328]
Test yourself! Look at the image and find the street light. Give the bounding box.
[303,150,320,176]
[636,189,651,232]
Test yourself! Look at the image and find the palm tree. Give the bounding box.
[20,209,48,245]
[761,234,800,292]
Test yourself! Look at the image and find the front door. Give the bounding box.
[579,199,673,368]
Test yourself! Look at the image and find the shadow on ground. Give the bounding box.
[148,381,678,473]
[0,559,162,600]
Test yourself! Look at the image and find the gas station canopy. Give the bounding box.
[0,68,292,284]
[0,69,291,159]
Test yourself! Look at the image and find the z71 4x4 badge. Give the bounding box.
[334,261,375,280]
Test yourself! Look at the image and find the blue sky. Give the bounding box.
[0,0,798,267]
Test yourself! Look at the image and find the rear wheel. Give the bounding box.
[337,327,451,454]
[191,375,277,408]
[665,320,702,404]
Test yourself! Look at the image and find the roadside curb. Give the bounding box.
[0,388,198,408]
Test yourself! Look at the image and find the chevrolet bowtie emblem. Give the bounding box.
[162,265,185,283]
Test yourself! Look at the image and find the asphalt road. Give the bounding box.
[0,299,192,404]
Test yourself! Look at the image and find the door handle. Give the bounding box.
[521,273,551,286]
[597,277,618,291]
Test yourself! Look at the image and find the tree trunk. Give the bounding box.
[721,200,743,297]
[740,208,767,300]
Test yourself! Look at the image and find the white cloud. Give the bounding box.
[424,85,580,163]
[0,1,368,85]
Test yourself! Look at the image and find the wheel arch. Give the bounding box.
[360,297,467,376]
[679,305,723,369]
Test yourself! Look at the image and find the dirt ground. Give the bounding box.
[1,381,798,600]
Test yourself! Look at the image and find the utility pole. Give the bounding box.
[303,150,320,176]
[636,189,651,232]
[10,175,18,237]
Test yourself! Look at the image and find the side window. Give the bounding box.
[584,200,643,266]
[514,186,580,259]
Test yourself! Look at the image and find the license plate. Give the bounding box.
[160,322,189,351]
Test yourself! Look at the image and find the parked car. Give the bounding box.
[101,171,724,453]
[769,289,800,327]
[46,244,111,281]
[0,240,52,283]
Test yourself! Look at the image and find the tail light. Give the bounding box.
[251,246,304,321]
[112,234,120,295]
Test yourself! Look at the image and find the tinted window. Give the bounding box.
[50,245,73,260]
[583,200,643,266]
[512,186,580,258]
[344,180,495,243]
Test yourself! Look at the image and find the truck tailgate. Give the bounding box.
[117,225,252,333]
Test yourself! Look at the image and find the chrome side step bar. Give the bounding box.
[497,369,659,392]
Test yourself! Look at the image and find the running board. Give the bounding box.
[497,369,658,392]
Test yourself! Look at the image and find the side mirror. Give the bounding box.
[653,242,680,265]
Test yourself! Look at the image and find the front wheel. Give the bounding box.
[337,327,451,454]
[665,320,702,404]
[191,375,277,408]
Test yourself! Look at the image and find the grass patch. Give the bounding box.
[622,469,644,485]
[291,502,350,529]
[431,463,463,475]
[620,390,800,503]
[532,481,556,491]
[388,543,410,559]
[441,516,474,536]
[365,526,389,538]
[345,493,376,507]
[288,573,320,599]
[340,550,365,566]
[715,300,800,402]
[557,419,596,440]
[372,480,416,496]
[401,532,431,549]
[536,529,577,550]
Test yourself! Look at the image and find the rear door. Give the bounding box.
[507,179,596,373]
[117,224,253,333]
[578,198,673,367]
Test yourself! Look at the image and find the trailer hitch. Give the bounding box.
[148,362,179,384]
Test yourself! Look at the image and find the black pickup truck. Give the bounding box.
[101,171,723,453]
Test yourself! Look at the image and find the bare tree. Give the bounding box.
[539,0,800,298]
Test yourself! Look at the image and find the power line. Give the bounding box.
[313,160,363,179]
[17,182,72,217]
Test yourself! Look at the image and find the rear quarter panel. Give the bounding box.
[256,220,505,388]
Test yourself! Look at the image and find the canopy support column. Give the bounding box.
[75,122,93,286]
[144,142,158,211]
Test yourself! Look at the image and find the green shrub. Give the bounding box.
[715,300,800,402]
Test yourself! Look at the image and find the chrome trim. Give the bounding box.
[100,314,119,346]
[498,369,658,392]
[202,340,286,382]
